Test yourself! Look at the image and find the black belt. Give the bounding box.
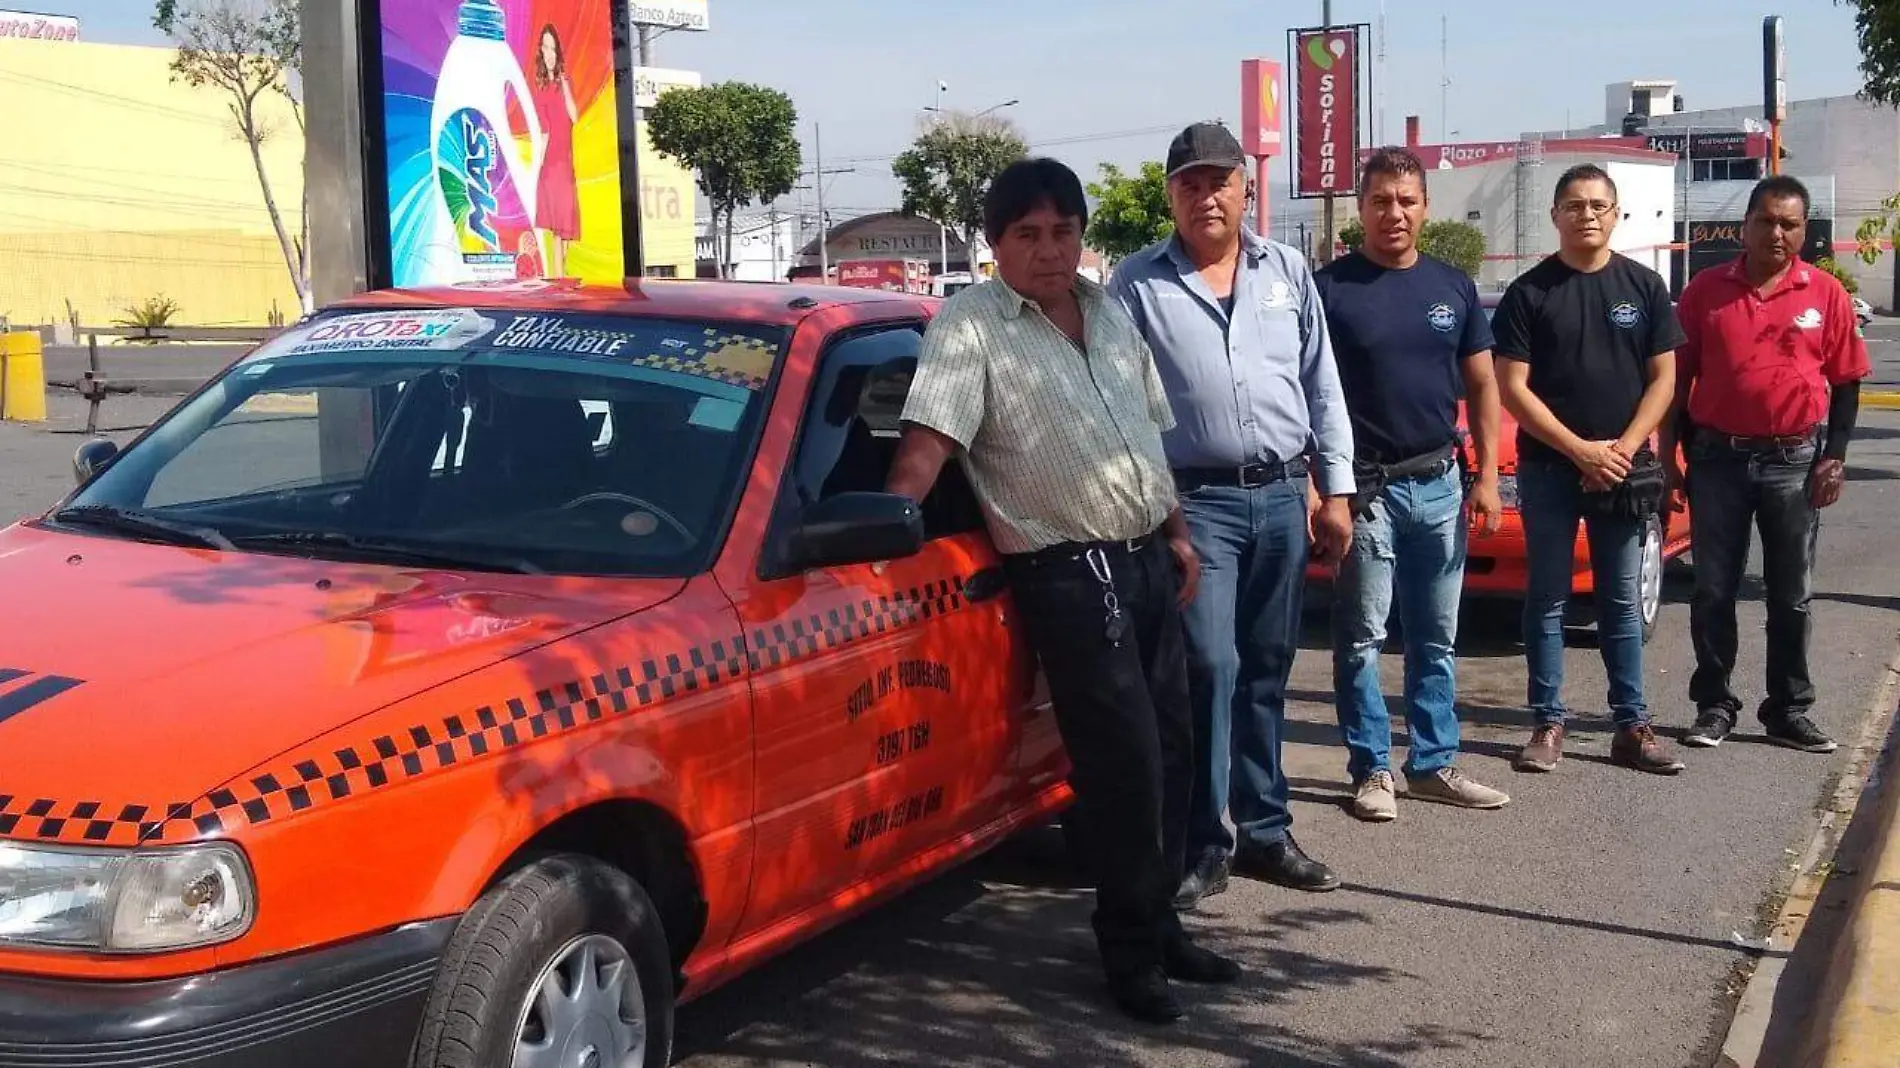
[1706,425,1821,452]
[1172,456,1309,490]
[1354,442,1458,483]
[1012,528,1160,566]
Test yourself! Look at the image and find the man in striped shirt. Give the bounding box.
[887,157,1238,1024]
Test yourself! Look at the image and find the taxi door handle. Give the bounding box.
[964,567,1008,603]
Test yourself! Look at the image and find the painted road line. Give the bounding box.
[1717,644,1900,1068]
[1864,392,1900,411]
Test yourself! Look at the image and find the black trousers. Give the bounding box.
[1002,532,1192,978]
[1686,434,1822,721]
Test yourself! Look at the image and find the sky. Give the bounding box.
[75,0,1878,237]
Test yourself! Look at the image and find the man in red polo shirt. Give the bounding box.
[1662,175,1869,752]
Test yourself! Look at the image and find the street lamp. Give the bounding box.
[920,90,1019,275]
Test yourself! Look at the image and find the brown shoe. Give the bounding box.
[1514,723,1565,772]
[1612,723,1686,775]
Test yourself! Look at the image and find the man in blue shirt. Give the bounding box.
[1111,123,1357,908]
[1314,148,1511,822]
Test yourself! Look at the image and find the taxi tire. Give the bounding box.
[410,853,675,1068]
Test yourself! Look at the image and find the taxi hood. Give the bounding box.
[0,523,682,819]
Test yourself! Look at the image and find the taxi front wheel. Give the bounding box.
[411,853,675,1068]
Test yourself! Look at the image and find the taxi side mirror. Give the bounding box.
[785,492,925,573]
[73,438,119,485]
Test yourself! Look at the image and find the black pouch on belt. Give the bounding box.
[1581,446,1664,519]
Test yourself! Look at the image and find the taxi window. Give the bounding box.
[787,325,984,541]
[62,308,784,577]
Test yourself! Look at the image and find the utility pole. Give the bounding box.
[810,123,854,284]
[638,24,654,65]
[1440,15,1449,144]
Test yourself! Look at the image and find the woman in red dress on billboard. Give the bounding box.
[532,23,580,277]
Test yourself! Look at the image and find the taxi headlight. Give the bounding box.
[0,841,255,952]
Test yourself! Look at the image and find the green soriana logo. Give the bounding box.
[1306,33,1347,70]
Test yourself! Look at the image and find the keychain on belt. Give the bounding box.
[1086,548,1127,647]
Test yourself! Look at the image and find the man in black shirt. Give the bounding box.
[1492,163,1686,776]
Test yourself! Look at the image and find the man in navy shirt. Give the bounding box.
[1314,148,1511,821]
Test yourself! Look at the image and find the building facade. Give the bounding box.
[1533,81,1900,306]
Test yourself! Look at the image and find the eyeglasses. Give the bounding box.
[1556,199,1618,219]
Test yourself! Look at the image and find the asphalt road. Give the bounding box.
[2,330,1899,1068]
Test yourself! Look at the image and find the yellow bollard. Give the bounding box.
[0,330,46,422]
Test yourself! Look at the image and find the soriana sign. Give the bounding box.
[1293,27,1359,197]
[1240,59,1283,157]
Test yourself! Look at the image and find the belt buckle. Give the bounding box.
[1237,462,1271,489]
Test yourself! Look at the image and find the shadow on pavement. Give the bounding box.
[673,828,1490,1067]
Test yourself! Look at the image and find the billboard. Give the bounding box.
[630,1,707,30]
[634,66,700,276]
[0,10,77,41]
[378,0,626,286]
[1290,25,1365,198]
[1239,59,1283,158]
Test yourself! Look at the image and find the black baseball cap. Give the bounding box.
[1166,122,1246,178]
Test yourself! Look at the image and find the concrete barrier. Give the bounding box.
[0,331,45,422]
[1795,703,1900,1068]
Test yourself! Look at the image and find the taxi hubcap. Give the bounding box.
[1640,521,1663,627]
[513,934,645,1068]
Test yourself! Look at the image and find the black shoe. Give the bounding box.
[1172,849,1230,910]
[1763,714,1838,753]
[1107,966,1183,1023]
[1234,833,1341,892]
[1163,937,1242,984]
[1682,708,1735,748]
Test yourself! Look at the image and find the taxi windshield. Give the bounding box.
[59,307,784,577]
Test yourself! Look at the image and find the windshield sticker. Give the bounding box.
[491,315,638,357]
[688,396,746,432]
[273,310,496,356]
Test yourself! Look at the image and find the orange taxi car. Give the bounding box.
[0,280,1071,1067]
[1307,293,1691,641]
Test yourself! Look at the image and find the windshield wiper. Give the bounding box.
[52,505,235,551]
[229,531,542,575]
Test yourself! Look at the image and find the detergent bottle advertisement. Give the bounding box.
[379,0,625,286]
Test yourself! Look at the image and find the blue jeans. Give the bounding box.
[1178,477,1309,858]
[1519,459,1649,727]
[1331,464,1467,782]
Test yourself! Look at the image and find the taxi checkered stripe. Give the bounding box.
[0,579,971,846]
[623,354,765,391]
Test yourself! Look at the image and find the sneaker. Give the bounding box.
[1611,723,1687,774]
[1171,848,1230,910]
[1764,714,1838,753]
[1352,768,1398,822]
[1682,708,1735,748]
[1514,723,1566,772]
[1406,766,1511,810]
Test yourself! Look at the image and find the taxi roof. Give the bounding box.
[330,277,935,327]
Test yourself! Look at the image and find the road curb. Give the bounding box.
[1795,681,1900,1068]
[1718,649,1900,1068]
[1863,391,1900,410]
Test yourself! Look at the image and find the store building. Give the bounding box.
[1530,79,1900,305]
[1373,127,1680,292]
[0,24,306,329]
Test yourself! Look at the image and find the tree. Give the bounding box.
[1086,162,1173,263]
[891,112,1027,271]
[1335,218,1485,278]
[647,82,801,279]
[1815,255,1861,295]
[155,0,308,311]
[1843,0,1900,108]
[1838,1,1900,262]
[1420,220,1486,278]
